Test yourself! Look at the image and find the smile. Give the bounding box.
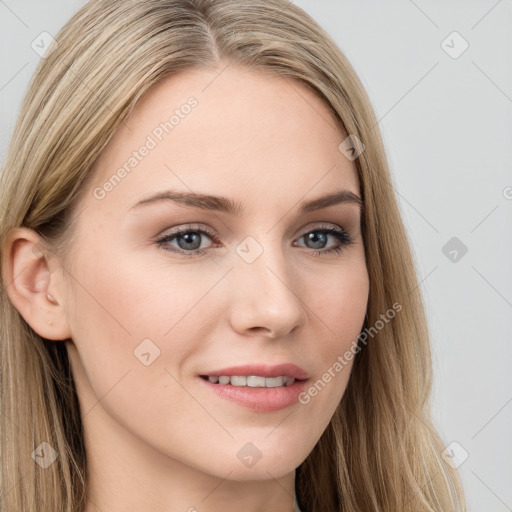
[200,375,297,387]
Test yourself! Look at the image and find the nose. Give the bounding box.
[228,241,308,339]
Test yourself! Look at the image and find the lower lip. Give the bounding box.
[198,377,309,412]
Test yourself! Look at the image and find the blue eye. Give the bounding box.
[295,225,354,256]
[156,225,217,257]
[156,224,354,258]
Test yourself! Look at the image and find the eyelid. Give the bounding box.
[156,223,217,240]
[301,222,346,234]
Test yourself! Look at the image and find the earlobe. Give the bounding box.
[1,227,72,341]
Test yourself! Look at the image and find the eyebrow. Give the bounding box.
[129,188,363,215]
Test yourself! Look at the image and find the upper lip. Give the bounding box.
[199,363,309,380]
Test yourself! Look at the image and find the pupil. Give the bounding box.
[307,232,327,249]
[178,232,201,250]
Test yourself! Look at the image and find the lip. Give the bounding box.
[198,376,309,412]
[198,363,309,380]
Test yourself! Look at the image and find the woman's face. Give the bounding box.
[56,65,369,481]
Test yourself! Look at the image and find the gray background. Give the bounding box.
[1,1,511,510]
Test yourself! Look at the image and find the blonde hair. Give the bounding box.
[0,1,466,510]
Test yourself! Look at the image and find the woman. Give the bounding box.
[0,1,466,511]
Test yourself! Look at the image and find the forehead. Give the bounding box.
[86,65,360,216]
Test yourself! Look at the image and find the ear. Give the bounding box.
[1,227,72,341]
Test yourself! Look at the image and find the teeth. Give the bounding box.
[264,377,284,387]
[204,375,296,387]
[247,375,266,387]
[284,376,295,386]
[230,376,247,386]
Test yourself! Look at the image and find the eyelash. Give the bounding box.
[156,224,354,258]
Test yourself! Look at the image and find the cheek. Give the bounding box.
[70,247,211,335]
[65,249,221,382]
[295,260,368,421]
[310,261,369,359]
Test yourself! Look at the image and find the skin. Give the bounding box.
[3,63,369,512]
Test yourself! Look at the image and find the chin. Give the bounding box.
[223,459,301,482]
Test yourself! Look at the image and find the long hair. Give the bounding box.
[0,1,466,510]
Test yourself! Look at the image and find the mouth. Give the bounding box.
[199,374,303,387]
[197,363,310,412]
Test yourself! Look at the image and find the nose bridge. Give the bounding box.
[229,234,307,336]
